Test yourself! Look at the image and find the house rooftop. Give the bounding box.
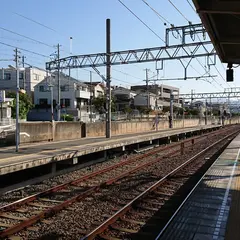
[34,72,88,88]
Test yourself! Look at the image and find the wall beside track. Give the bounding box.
[18,117,239,144]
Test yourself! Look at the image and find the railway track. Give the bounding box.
[0,126,238,239]
[81,129,239,240]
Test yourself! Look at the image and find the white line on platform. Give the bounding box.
[213,147,240,239]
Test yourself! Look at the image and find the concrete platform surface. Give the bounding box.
[0,125,220,175]
[157,130,240,240]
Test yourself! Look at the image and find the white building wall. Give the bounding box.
[34,76,90,108]
[134,94,156,109]
[94,84,104,97]
[0,67,46,95]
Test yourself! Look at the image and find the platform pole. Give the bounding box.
[106,19,111,138]
[169,90,173,128]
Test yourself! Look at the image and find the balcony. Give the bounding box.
[75,90,90,99]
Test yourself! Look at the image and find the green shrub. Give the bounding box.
[61,114,74,121]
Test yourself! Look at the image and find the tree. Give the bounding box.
[163,106,180,113]
[92,96,116,113]
[136,106,152,114]
[6,92,33,119]
[124,106,133,114]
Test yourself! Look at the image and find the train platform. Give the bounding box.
[0,125,220,176]
[157,131,240,240]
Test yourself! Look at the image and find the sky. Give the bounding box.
[0,0,239,95]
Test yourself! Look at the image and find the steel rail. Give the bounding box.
[0,127,230,238]
[81,130,239,240]
[0,146,182,238]
[0,127,219,213]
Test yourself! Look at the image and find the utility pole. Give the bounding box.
[169,89,174,128]
[90,71,93,123]
[14,48,20,152]
[205,99,208,125]
[210,95,212,124]
[22,56,26,90]
[191,89,193,107]
[145,68,150,109]
[106,19,111,138]
[154,78,158,110]
[57,44,61,121]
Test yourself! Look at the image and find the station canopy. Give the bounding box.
[193,0,240,64]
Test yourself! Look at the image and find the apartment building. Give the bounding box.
[112,86,136,111]
[131,84,180,104]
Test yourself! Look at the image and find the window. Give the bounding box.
[163,88,171,94]
[34,74,39,81]
[65,99,70,107]
[19,72,24,80]
[60,85,69,92]
[39,86,45,92]
[60,98,71,108]
[39,98,48,105]
[4,73,11,80]
[97,90,103,96]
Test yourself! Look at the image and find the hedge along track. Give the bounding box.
[0,126,235,238]
[81,129,240,240]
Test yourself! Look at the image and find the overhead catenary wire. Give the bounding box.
[117,0,165,43]
[168,0,190,23]
[139,0,222,91]
[141,0,172,26]
[186,0,196,12]
[166,1,230,89]
[182,0,234,88]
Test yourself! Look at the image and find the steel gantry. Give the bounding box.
[46,41,215,70]
[180,91,240,100]
[45,22,218,138]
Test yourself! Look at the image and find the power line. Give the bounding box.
[12,9,146,84]
[168,0,190,23]
[112,68,142,80]
[0,26,54,48]
[186,0,196,12]
[141,0,172,26]
[166,1,229,89]
[13,11,84,55]
[117,0,165,43]
[183,0,235,88]
[139,1,222,91]
[13,12,59,34]
[0,41,49,58]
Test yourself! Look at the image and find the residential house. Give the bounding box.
[83,81,105,98]
[31,72,92,121]
[112,86,136,111]
[0,67,46,97]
